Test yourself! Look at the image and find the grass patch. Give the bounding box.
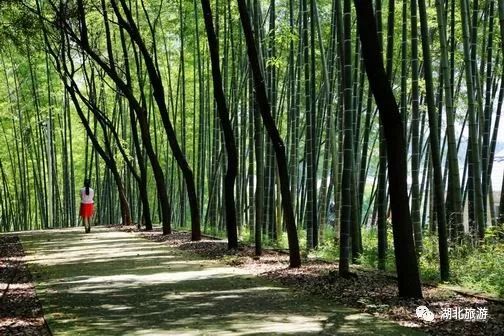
[181,222,504,297]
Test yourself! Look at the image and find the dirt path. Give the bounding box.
[19,227,424,336]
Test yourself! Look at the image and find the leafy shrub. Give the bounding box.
[451,242,504,296]
[241,223,504,297]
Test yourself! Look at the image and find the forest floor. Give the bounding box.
[115,225,504,336]
[0,235,51,335]
[1,226,424,336]
[1,225,502,335]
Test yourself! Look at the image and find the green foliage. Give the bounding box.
[485,224,504,243]
[309,227,504,297]
[372,232,504,297]
[417,235,443,281]
[449,235,504,297]
[356,228,395,270]
[311,238,339,261]
[0,0,501,302]
[265,57,284,70]
[239,228,307,251]
[217,220,504,297]
[0,1,42,50]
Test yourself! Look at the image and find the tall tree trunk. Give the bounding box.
[338,0,357,277]
[459,0,485,239]
[200,0,239,249]
[112,0,201,240]
[410,0,422,253]
[353,0,423,298]
[419,0,450,281]
[237,0,301,268]
[435,0,464,238]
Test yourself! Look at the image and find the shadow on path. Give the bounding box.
[19,227,424,336]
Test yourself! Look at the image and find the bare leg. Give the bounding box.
[84,218,90,233]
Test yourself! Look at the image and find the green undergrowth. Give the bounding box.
[319,227,504,298]
[314,227,504,297]
[444,225,504,296]
[408,228,504,297]
[178,223,504,297]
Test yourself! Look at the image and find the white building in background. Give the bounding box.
[490,149,504,212]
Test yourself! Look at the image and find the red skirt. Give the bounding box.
[80,203,94,218]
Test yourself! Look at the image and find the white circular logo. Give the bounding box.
[416,305,435,322]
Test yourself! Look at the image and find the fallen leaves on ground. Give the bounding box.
[4,226,501,335]
[0,236,50,336]
[117,225,504,336]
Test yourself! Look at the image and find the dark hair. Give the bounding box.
[84,178,91,195]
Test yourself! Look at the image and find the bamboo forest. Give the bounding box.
[0,0,503,335]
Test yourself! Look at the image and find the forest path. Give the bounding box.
[19,227,424,336]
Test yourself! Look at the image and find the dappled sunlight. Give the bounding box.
[54,268,240,292]
[26,248,176,267]
[162,286,286,301]
[343,313,375,321]
[0,282,32,290]
[20,227,423,335]
[219,314,326,334]
[99,304,133,311]
[133,313,328,336]
[23,229,176,267]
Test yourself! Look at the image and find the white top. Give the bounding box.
[80,187,95,204]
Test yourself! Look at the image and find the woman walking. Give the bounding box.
[80,179,95,233]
